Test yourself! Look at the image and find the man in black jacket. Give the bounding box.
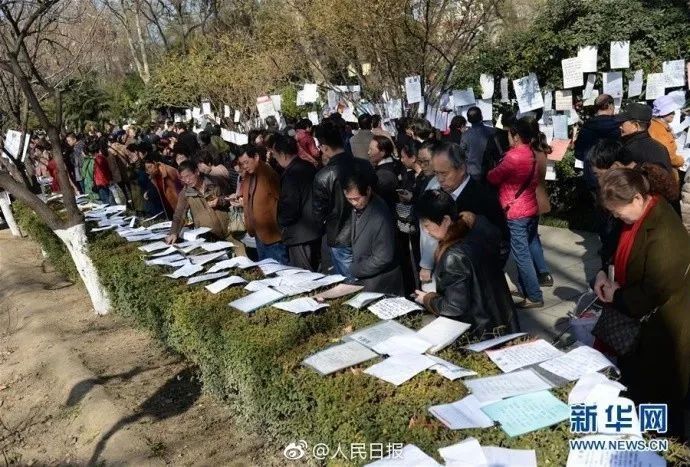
[273,134,322,271]
[574,94,621,191]
[173,122,200,157]
[616,103,672,171]
[313,120,376,278]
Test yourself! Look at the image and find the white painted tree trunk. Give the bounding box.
[0,191,21,237]
[55,223,111,315]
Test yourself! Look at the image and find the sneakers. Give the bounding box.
[538,273,554,287]
[516,298,544,309]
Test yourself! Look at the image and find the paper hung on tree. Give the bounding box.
[583,74,596,99]
[405,75,422,104]
[256,96,276,121]
[645,73,666,100]
[185,109,192,121]
[480,74,494,99]
[302,83,318,103]
[554,90,572,111]
[453,88,476,107]
[270,95,282,112]
[223,105,230,118]
[561,57,584,89]
[577,46,598,73]
[628,70,644,98]
[500,78,509,103]
[476,99,493,120]
[610,41,630,69]
[202,102,211,115]
[543,91,553,111]
[233,109,241,123]
[663,60,686,88]
[602,71,624,98]
[512,73,544,113]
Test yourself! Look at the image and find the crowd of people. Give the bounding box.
[23,93,690,439]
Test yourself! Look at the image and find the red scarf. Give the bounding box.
[613,195,658,285]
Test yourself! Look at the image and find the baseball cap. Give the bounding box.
[615,103,652,123]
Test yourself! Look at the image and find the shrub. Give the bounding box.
[14,206,690,465]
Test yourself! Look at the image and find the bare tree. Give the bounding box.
[0,0,111,314]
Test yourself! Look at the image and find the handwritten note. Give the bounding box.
[561,57,584,89]
[205,276,247,294]
[345,320,416,350]
[438,437,486,465]
[273,297,328,314]
[429,395,495,429]
[552,114,569,140]
[427,355,477,380]
[583,74,597,100]
[188,251,228,266]
[481,390,570,437]
[228,288,284,313]
[416,317,470,353]
[543,91,553,111]
[663,59,686,88]
[645,73,666,100]
[464,369,553,402]
[314,283,363,300]
[603,71,624,98]
[610,41,630,69]
[500,78,509,103]
[405,76,422,104]
[187,272,230,285]
[485,339,563,373]
[480,74,494,99]
[568,372,626,405]
[539,345,614,381]
[368,297,422,320]
[463,332,526,352]
[452,88,476,106]
[303,341,378,376]
[513,73,544,113]
[578,46,598,73]
[165,262,203,279]
[555,90,573,111]
[139,241,169,253]
[364,353,435,386]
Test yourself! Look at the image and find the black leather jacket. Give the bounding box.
[312,152,376,247]
[425,217,519,337]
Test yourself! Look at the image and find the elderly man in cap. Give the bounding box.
[649,95,686,175]
[616,103,672,171]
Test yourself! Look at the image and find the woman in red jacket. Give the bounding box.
[487,116,551,309]
[92,139,114,204]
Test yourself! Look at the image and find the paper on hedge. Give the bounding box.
[416,317,470,353]
[463,332,526,352]
[228,287,284,313]
[303,341,378,376]
[429,395,494,430]
[485,338,563,373]
[205,276,247,294]
[187,271,229,285]
[538,345,615,381]
[463,369,553,402]
[273,297,328,314]
[344,320,416,349]
[481,390,570,437]
[568,372,626,405]
[364,353,435,386]
[427,355,477,380]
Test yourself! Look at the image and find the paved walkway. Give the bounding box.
[509,225,601,344]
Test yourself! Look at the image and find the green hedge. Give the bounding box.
[14,204,690,465]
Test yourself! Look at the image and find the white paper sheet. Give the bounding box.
[542,91,553,111]
[476,99,493,121]
[645,73,666,100]
[188,251,228,266]
[365,444,441,467]
[500,78,509,103]
[344,320,417,350]
[555,90,573,111]
[228,288,284,313]
[603,71,624,98]
[663,59,686,88]
[91,225,118,232]
[538,345,614,381]
[205,276,247,294]
[486,339,563,373]
[145,253,185,266]
[181,227,211,242]
[583,74,597,99]
[427,355,477,380]
[372,335,432,356]
[482,446,537,467]
[368,297,422,320]
[439,437,486,465]
[364,353,435,386]
[568,372,626,405]
[405,76,422,104]
[344,292,385,309]
[187,271,229,285]
[562,57,584,89]
[416,317,470,353]
[139,241,170,253]
[513,73,544,113]
[303,341,378,376]
[200,241,235,252]
[452,88,476,106]
[552,114,569,140]
[480,74,494,99]
[578,46,598,73]
[463,369,553,402]
[165,262,204,279]
[610,41,630,69]
[429,395,495,430]
[628,69,644,97]
[259,263,297,275]
[463,332,526,352]
[273,297,329,314]
[275,268,310,276]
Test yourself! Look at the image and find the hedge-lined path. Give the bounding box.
[511,225,600,342]
[0,230,277,466]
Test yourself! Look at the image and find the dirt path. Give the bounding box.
[0,231,279,466]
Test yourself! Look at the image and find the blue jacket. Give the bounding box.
[574,115,620,190]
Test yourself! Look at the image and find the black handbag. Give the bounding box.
[591,305,646,356]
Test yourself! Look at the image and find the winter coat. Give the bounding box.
[574,114,620,190]
[171,177,229,240]
[149,163,182,217]
[681,170,690,234]
[80,156,96,200]
[241,161,282,244]
[649,118,685,169]
[612,199,690,436]
[374,159,399,214]
[422,216,518,338]
[487,143,539,220]
[349,129,374,160]
[350,194,404,295]
[295,129,319,166]
[93,153,112,188]
[278,157,321,246]
[620,131,672,171]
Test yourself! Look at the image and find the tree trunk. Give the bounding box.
[54,223,111,315]
[0,191,21,237]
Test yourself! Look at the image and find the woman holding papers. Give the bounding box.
[595,168,690,439]
[413,189,518,337]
